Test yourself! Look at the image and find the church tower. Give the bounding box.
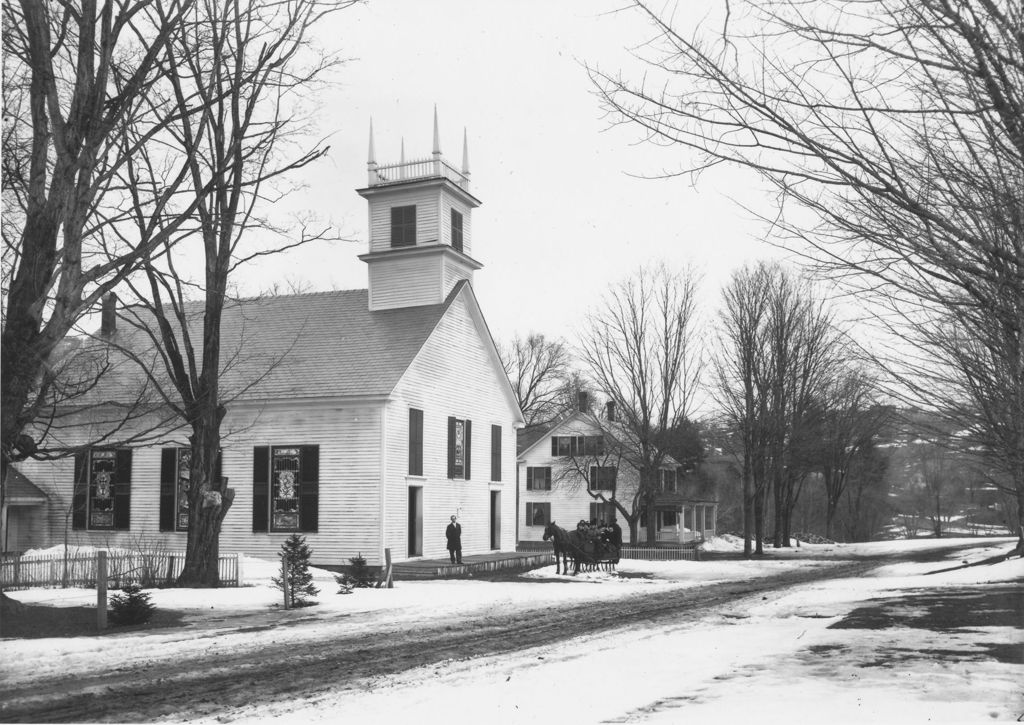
[357,110,482,311]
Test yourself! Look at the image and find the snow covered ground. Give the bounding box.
[4,536,1022,724]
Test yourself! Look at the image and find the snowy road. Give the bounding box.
[4,558,880,723]
[3,538,1020,724]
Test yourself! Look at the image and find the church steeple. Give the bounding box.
[357,112,482,312]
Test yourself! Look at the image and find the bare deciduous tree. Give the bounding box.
[578,263,702,544]
[590,0,1024,554]
[499,333,571,427]
[1,0,199,483]
[111,0,354,586]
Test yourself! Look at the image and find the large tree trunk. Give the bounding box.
[178,405,233,587]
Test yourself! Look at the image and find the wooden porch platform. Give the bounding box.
[391,551,554,580]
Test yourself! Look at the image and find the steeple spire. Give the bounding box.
[367,119,378,184]
[461,127,470,175]
[432,105,442,157]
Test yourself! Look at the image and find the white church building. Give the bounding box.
[8,116,526,569]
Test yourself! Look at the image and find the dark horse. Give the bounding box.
[542,520,573,574]
[542,521,590,575]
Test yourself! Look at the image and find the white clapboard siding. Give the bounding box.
[439,191,473,256]
[442,256,474,298]
[19,404,387,568]
[386,291,520,561]
[368,188,441,252]
[517,417,641,543]
[367,255,444,310]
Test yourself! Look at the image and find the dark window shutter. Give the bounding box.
[159,449,177,532]
[73,452,87,530]
[299,445,319,532]
[551,437,558,456]
[463,420,472,480]
[542,503,551,525]
[409,409,423,476]
[253,446,270,532]
[113,449,132,530]
[491,425,501,482]
[544,467,551,490]
[447,417,456,479]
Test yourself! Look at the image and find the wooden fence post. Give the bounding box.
[384,548,393,589]
[96,551,107,631]
[236,552,244,587]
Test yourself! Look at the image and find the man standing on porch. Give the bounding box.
[446,515,462,564]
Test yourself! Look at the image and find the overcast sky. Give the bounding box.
[240,0,786,345]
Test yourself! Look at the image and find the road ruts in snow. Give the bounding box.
[0,544,993,723]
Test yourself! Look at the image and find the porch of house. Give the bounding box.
[392,550,554,580]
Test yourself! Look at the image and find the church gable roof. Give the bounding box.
[88,284,466,404]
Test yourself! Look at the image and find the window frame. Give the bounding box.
[526,466,552,491]
[447,417,471,479]
[526,502,551,527]
[451,208,463,252]
[588,465,617,491]
[550,435,604,458]
[74,448,131,531]
[390,205,417,247]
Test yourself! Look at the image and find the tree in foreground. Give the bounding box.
[590,0,1024,554]
[113,0,354,586]
[578,264,702,544]
[273,534,319,608]
[1,0,201,519]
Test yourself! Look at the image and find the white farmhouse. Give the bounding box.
[7,116,525,568]
[517,398,717,546]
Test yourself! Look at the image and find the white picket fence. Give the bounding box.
[0,550,242,590]
[618,545,700,561]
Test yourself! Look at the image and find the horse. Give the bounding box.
[542,520,573,574]
[543,521,595,575]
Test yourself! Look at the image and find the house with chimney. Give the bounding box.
[516,396,717,546]
[7,115,526,568]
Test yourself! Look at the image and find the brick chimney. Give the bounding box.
[606,400,616,422]
[577,391,588,413]
[100,292,118,337]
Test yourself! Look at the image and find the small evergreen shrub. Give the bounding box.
[335,552,375,593]
[272,533,319,608]
[109,584,156,625]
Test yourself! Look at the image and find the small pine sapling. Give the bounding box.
[335,552,375,593]
[272,533,319,608]
[109,584,157,625]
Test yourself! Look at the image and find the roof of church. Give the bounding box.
[80,283,468,404]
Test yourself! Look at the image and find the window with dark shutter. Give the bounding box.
[409,408,423,476]
[526,502,551,526]
[490,425,501,482]
[448,417,470,479]
[391,205,416,247]
[526,467,551,491]
[451,209,463,252]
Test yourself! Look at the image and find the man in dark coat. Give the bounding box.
[609,518,623,548]
[446,515,462,564]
